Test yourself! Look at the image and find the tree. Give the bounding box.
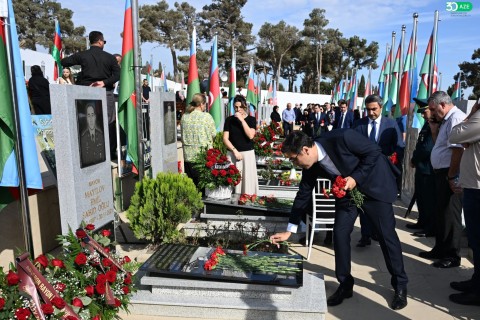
[257,21,301,89]
[303,8,329,94]
[458,48,480,99]
[139,1,197,77]
[358,74,366,97]
[13,0,86,54]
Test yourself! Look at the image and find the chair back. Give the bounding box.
[312,178,335,219]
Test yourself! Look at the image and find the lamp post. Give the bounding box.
[220,71,228,88]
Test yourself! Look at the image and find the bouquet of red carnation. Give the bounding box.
[389,152,398,165]
[253,133,274,157]
[194,148,242,190]
[322,176,365,208]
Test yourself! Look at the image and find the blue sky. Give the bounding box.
[58,0,479,96]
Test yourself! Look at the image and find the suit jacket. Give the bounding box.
[352,116,405,159]
[309,112,327,137]
[289,129,398,225]
[334,110,354,129]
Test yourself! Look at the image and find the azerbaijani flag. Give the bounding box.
[396,31,414,117]
[118,0,138,173]
[52,19,62,81]
[186,27,200,105]
[378,52,387,98]
[451,76,461,101]
[1,0,42,211]
[347,72,357,110]
[208,35,221,131]
[381,46,392,108]
[385,43,401,115]
[246,60,256,116]
[228,49,236,116]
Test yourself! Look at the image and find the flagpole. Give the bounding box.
[4,15,34,256]
[408,12,418,113]
[428,10,439,95]
[390,31,396,83]
[132,0,144,180]
[398,25,406,105]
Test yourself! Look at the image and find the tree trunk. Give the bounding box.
[316,43,320,94]
[171,47,178,79]
[319,44,323,94]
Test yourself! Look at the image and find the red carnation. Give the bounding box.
[227,177,233,184]
[0,297,5,310]
[103,247,111,253]
[51,258,65,268]
[41,304,54,315]
[124,274,132,285]
[96,274,107,284]
[85,285,95,296]
[15,308,31,320]
[122,286,130,294]
[106,270,117,283]
[102,258,113,267]
[55,282,67,292]
[75,229,87,239]
[85,224,95,230]
[74,252,88,265]
[212,169,219,176]
[51,297,66,309]
[123,256,131,264]
[206,161,214,168]
[34,254,49,268]
[6,270,20,286]
[72,297,84,308]
[101,229,111,237]
[96,283,106,295]
[220,170,227,176]
[114,298,122,307]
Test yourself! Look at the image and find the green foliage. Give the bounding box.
[212,131,227,154]
[127,172,203,244]
[458,48,480,98]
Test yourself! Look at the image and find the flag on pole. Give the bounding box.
[347,72,357,110]
[246,60,256,116]
[338,78,345,100]
[186,27,200,105]
[52,19,62,81]
[228,49,236,116]
[118,0,138,173]
[451,76,461,101]
[378,53,387,98]
[396,32,414,117]
[208,36,221,131]
[381,46,392,108]
[1,0,42,210]
[385,43,401,115]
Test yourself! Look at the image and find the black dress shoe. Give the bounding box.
[327,285,353,306]
[450,280,474,292]
[449,292,480,306]
[432,257,461,268]
[371,234,379,241]
[406,223,424,230]
[356,236,371,247]
[323,236,332,246]
[391,289,408,310]
[419,250,444,260]
[412,231,434,237]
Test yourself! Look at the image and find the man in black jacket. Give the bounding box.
[62,31,120,159]
[270,130,408,310]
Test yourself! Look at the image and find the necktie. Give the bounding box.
[369,120,376,142]
[339,113,344,128]
[316,113,319,123]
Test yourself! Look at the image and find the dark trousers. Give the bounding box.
[283,121,293,137]
[333,196,408,290]
[415,172,437,233]
[359,209,373,238]
[433,169,462,258]
[463,188,480,294]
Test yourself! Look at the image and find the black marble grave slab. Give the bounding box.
[140,243,303,287]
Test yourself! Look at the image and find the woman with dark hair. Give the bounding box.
[58,67,75,85]
[270,105,281,123]
[181,93,216,187]
[223,95,259,194]
[28,65,51,114]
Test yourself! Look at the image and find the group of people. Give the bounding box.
[269,91,480,310]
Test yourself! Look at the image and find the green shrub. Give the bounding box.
[127,172,203,244]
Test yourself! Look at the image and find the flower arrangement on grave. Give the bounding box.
[194,148,241,190]
[278,170,301,186]
[322,176,365,208]
[253,133,274,157]
[0,224,138,320]
[388,152,399,165]
[203,243,301,275]
[237,194,294,209]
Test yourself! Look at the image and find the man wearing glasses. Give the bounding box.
[270,130,408,311]
[62,31,120,159]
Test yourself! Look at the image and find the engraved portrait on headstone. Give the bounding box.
[164,101,176,145]
[76,99,106,168]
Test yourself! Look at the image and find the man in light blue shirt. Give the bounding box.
[282,103,296,137]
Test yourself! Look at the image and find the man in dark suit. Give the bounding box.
[309,104,327,137]
[333,100,354,129]
[352,95,405,247]
[270,130,408,310]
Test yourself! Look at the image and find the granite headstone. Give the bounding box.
[50,85,115,234]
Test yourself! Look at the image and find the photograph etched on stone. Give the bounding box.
[163,101,176,145]
[76,99,106,168]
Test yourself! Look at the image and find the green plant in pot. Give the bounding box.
[127,172,203,244]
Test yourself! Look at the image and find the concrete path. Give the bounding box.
[118,200,478,320]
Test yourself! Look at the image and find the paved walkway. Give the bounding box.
[118,200,478,320]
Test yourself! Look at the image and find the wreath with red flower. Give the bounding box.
[194,148,242,189]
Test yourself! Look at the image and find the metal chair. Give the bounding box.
[305,178,335,260]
